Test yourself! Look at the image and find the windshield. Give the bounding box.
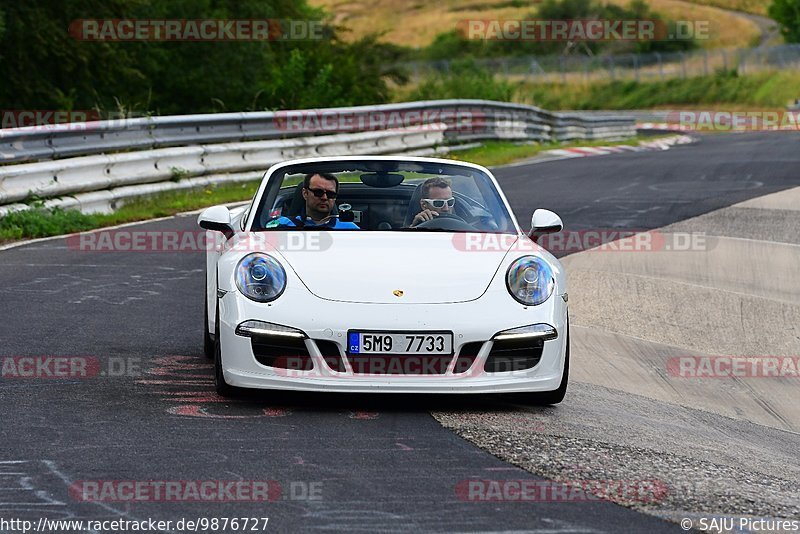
[250,160,517,233]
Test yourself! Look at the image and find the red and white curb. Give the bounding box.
[638,134,695,150]
[541,134,694,159]
[637,122,695,131]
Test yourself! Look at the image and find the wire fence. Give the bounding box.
[402,44,800,83]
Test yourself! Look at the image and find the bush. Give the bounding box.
[409,61,517,101]
[262,37,406,109]
[769,0,800,43]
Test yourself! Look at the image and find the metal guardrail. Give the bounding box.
[0,100,635,215]
[0,100,634,164]
[0,126,450,212]
[560,110,673,123]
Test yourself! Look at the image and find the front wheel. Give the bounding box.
[203,298,214,359]
[525,322,569,405]
[214,301,238,398]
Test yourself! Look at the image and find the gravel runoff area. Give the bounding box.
[433,186,800,530]
[435,382,800,526]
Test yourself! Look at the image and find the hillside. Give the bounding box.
[312,0,765,49]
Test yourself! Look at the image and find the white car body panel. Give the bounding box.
[274,233,513,304]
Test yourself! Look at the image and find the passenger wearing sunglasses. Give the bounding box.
[410,177,456,227]
[269,172,360,229]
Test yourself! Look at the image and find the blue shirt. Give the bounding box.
[266,215,360,230]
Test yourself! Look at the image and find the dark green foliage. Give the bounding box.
[409,60,517,101]
[262,37,407,109]
[769,0,800,43]
[0,0,396,115]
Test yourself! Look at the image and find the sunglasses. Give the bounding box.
[306,187,338,199]
[422,197,455,209]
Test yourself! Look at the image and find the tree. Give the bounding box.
[0,0,398,115]
[769,0,800,42]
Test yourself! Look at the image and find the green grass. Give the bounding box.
[444,137,656,167]
[0,180,260,244]
[395,70,800,111]
[518,70,800,110]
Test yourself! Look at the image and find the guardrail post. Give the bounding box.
[656,52,663,81]
[678,52,685,78]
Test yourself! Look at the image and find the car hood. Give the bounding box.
[276,232,518,304]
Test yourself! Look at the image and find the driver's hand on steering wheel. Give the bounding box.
[412,209,439,226]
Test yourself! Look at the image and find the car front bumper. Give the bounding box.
[217,285,569,394]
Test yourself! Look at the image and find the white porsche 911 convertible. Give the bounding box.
[198,156,569,403]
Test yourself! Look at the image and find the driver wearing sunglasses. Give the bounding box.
[269,172,360,229]
[410,177,456,227]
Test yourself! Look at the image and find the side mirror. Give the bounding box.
[529,209,563,237]
[198,205,234,239]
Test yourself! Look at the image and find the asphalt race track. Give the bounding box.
[1,132,798,532]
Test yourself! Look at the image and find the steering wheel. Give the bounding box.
[415,212,476,231]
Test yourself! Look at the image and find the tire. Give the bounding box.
[526,321,570,406]
[203,298,214,359]
[213,301,238,398]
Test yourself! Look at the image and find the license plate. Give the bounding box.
[347,331,453,355]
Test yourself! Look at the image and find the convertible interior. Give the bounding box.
[265,181,499,231]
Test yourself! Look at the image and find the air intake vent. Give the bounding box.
[484,338,544,373]
[453,342,483,374]
[251,337,313,371]
[314,340,346,372]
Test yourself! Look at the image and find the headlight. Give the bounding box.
[235,253,286,302]
[506,256,554,306]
